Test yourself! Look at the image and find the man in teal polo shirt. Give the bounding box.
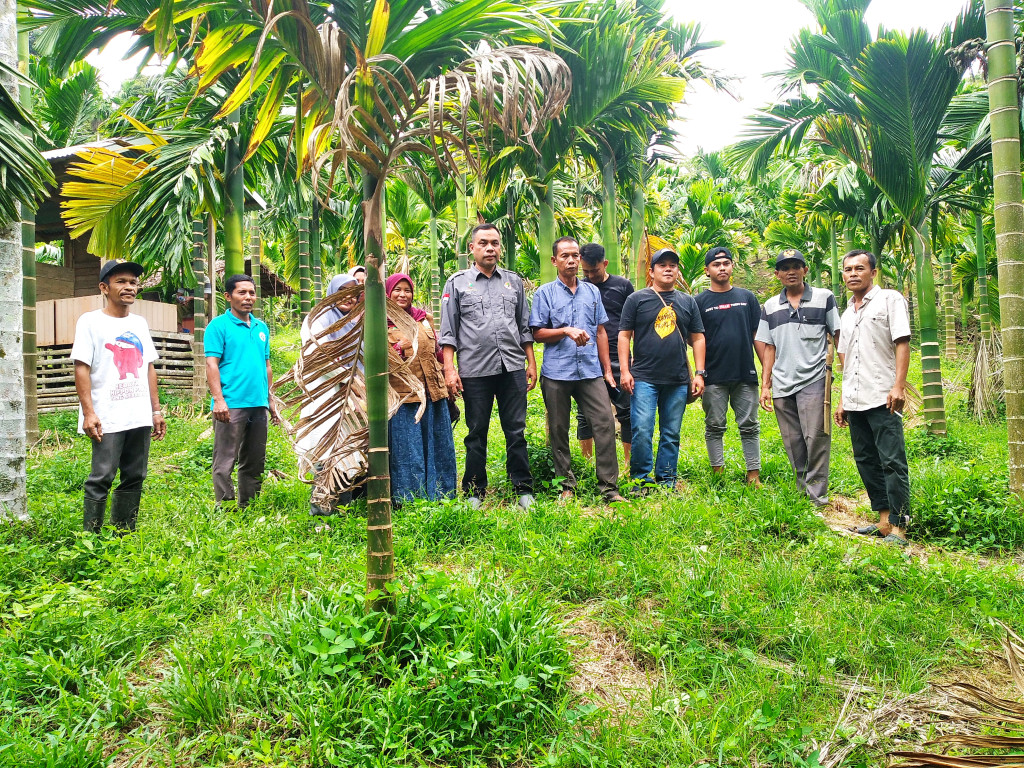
[205,274,280,508]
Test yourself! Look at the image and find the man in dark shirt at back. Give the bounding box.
[695,247,765,485]
[578,243,634,466]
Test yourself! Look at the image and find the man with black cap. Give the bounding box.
[618,247,706,490]
[755,249,841,506]
[72,259,167,533]
[696,247,764,484]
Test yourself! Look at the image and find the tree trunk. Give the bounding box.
[631,184,645,286]
[986,0,1024,489]
[362,175,394,613]
[249,217,262,320]
[911,225,947,435]
[538,177,556,282]
[830,220,841,301]
[0,0,27,519]
[298,214,310,314]
[191,218,208,403]
[311,204,322,301]
[223,109,245,277]
[429,216,440,323]
[456,173,468,270]
[505,187,517,270]
[601,154,621,275]
[976,212,993,344]
[942,248,957,358]
[18,28,36,446]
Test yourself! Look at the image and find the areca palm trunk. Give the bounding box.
[976,212,993,344]
[942,249,956,357]
[249,219,262,320]
[911,224,947,436]
[192,218,208,402]
[429,216,440,322]
[18,29,36,445]
[223,109,245,277]
[830,220,840,300]
[600,154,621,275]
[505,187,517,270]
[311,205,322,301]
[0,0,27,519]
[630,183,644,285]
[207,214,218,319]
[538,176,556,282]
[985,0,1024,489]
[361,175,393,612]
[298,215,310,314]
[456,173,468,270]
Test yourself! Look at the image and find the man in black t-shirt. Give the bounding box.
[619,248,706,490]
[695,247,765,485]
[577,243,635,465]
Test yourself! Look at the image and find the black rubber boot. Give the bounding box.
[109,490,141,534]
[84,497,107,533]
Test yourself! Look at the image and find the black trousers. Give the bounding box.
[212,407,269,508]
[461,368,533,496]
[84,426,152,501]
[848,405,911,528]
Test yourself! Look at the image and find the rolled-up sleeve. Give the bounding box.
[889,293,911,341]
[439,278,459,348]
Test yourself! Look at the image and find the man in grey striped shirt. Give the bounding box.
[755,250,841,506]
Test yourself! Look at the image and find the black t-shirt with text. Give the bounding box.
[586,273,634,362]
[619,288,704,386]
[695,286,761,385]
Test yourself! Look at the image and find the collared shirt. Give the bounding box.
[204,310,271,408]
[838,285,911,411]
[755,283,841,398]
[439,264,533,378]
[530,277,609,381]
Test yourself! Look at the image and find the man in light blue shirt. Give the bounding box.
[530,237,624,503]
[205,274,280,508]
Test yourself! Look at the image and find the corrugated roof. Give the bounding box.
[41,137,150,161]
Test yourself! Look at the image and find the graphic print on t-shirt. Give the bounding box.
[654,305,676,338]
[104,331,145,380]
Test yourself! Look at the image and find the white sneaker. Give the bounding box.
[467,496,482,510]
[518,493,535,510]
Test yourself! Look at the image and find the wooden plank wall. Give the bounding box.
[37,297,179,347]
[36,262,75,302]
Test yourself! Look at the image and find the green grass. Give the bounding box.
[3,328,1023,766]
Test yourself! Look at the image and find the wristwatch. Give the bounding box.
[695,369,707,377]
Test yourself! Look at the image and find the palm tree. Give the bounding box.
[984,0,1024,489]
[194,0,569,608]
[1,0,52,520]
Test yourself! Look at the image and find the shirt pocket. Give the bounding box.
[501,294,518,320]
[462,293,485,321]
[798,321,822,341]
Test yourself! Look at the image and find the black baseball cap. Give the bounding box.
[99,259,144,283]
[774,249,806,268]
[705,246,733,266]
[651,247,680,266]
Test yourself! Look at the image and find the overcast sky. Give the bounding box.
[89,0,974,155]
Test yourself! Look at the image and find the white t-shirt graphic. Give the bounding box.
[70,310,160,434]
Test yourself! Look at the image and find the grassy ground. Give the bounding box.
[4,326,1024,767]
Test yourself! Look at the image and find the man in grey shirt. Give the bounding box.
[440,223,537,509]
[755,249,840,506]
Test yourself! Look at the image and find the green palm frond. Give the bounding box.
[0,60,54,226]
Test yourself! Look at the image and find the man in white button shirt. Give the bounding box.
[834,250,912,547]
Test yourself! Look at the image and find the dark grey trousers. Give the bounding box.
[702,382,761,470]
[848,406,911,528]
[540,376,619,498]
[773,377,830,505]
[84,426,151,501]
[212,407,268,508]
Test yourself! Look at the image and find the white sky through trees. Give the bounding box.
[88,0,973,155]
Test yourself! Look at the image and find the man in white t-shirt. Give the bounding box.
[71,260,167,532]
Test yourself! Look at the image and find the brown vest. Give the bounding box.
[388,318,448,403]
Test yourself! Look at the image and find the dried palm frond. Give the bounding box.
[970,331,1004,422]
[889,620,1024,767]
[272,284,425,504]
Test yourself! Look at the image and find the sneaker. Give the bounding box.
[517,493,535,510]
[466,496,482,510]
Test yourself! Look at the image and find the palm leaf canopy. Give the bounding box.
[0,60,54,226]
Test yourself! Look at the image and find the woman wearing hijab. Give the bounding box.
[385,272,457,503]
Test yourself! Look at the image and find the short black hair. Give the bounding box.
[842,249,877,269]
[469,222,500,241]
[552,236,578,259]
[580,242,605,265]
[225,274,256,294]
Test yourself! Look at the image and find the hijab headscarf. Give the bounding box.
[320,273,358,340]
[385,273,428,322]
[347,265,366,279]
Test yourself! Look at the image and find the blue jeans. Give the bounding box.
[630,380,688,485]
[389,399,457,504]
